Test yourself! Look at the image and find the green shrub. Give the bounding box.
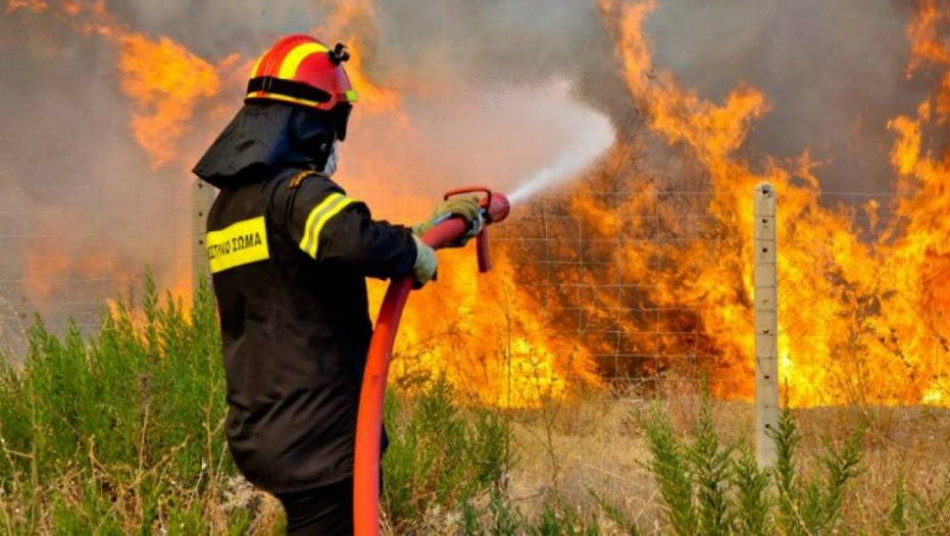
[771,409,865,535]
[3,278,950,535]
[382,378,511,531]
[731,440,771,535]
[641,391,867,536]
[0,276,233,533]
[642,402,697,535]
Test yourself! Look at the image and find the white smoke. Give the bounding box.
[507,86,615,205]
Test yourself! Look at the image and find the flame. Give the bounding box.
[578,0,949,406]
[308,1,601,406]
[908,0,950,120]
[24,251,132,302]
[315,0,402,114]
[8,0,948,409]
[5,0,47,13]
[118,35,220,169]
[5,0,226,170]
[381,250,602,408]
[5,0,220,308]
[22,215,139,305]
[319,2,602,406]
[7,0,597,408]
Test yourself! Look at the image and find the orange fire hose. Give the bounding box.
[353,188,510,535]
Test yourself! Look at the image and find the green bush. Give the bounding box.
[0,277,236,534]
[382,378,511,531]
[3,279,950,535]
[640,390,867,536]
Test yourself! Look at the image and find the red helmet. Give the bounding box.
[245,34,358,116]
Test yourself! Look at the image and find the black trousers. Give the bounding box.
[275,478,353,535]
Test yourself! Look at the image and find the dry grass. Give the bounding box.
[3,279,947,533]
[503,381,950,533]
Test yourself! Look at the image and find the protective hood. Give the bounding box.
[193,102,337,189]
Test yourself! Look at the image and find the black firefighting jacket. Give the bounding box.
[195,102,417,493]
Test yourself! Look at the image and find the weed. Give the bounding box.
[1,281,949,534]
[382,378,511,532]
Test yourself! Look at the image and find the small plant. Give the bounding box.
[0,277,241,533]
[731,440,771,535]
[642,401,697,535]
[887,471,907,535]
[381,378,511,531]
[688,389,734,535]
[771,408,865,535]
[640,390,867,536]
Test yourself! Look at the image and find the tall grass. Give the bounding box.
[0,278,240,534]
[0,279,514,534]
[382,379,510,531]
[639,389,868,535]
[2,280,949,534]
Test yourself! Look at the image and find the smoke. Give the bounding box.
[0,12,179,330]
[359,0,937,195]
[0,0,941,338]
[641,0,938,194]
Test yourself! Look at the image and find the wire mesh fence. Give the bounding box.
[1,172,944,410]
[498,190,739,389]
[0,180,192,358]
[494,181,947,404]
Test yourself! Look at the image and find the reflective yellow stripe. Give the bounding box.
[299,193,356,258]
[345,89,359,103]
[278,42,329,80]
[206,217,270,274]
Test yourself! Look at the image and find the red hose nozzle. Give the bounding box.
[477,191,508,272]
[441,188,509,272]
[485,190,510,225]
[443,187,510,225]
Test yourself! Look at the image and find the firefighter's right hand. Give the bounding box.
[411,235,437,289]
[412,196,483,247]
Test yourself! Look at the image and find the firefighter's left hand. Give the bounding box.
[412,196,483,247]
[411,235,437,289]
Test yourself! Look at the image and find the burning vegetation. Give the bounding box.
[1,0,947,409]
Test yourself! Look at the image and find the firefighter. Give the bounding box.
[193,35,482,535]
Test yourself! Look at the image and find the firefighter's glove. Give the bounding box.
[412,196,484,247]
[411,235,437,289]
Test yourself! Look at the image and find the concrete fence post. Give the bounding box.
[754,182,779,468]
[191,179,216,291]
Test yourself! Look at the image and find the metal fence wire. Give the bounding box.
[0,172,941,406]
[494,182,945,399]
[0,180,191,357]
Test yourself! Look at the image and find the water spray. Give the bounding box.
[507,114,616,205]
[353,187,511,535]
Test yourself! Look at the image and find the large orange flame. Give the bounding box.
[7,0,947,409]
[4,0,225,169]
[119,35,220,169]
[583,0,949,406]
[6,0,601,408]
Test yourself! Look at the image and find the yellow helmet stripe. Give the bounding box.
[278,42,329,80]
